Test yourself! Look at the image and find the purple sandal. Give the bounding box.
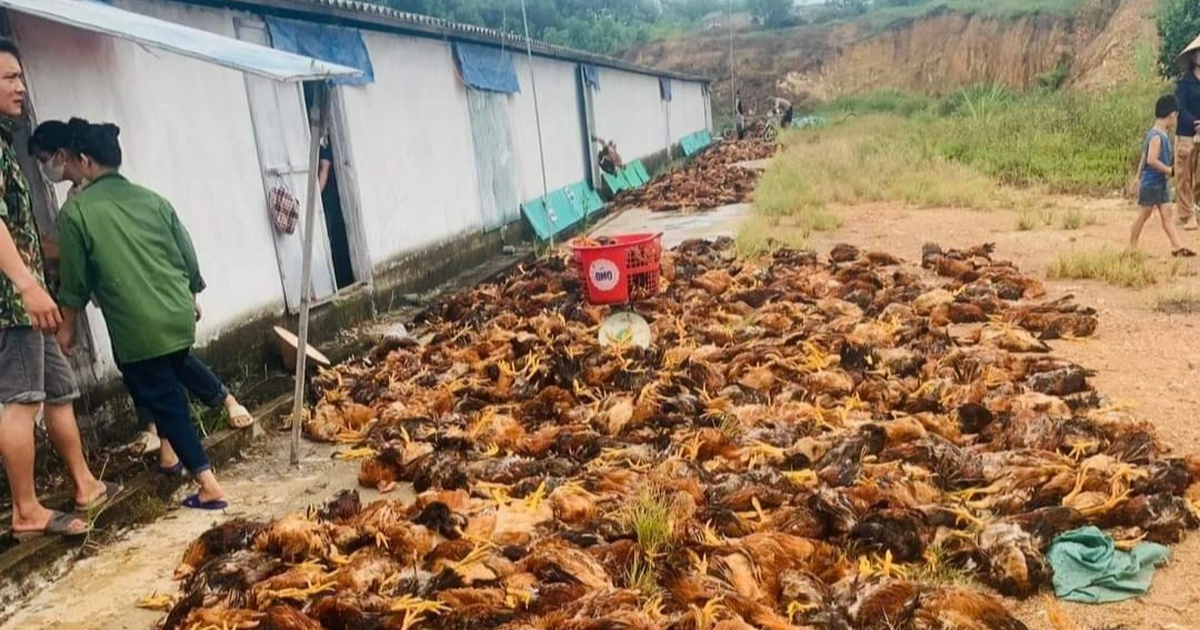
[182,494,228,511]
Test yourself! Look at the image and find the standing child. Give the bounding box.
[1131,95,1196,256]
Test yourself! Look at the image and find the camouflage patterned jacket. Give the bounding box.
[0,121,44,330]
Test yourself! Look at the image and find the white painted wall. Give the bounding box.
[10,0,712,384]
[12,1,285,376]
[669,80,710,143]
[590,68,672,162]
[511,55,587,201]
[340,32,484,265]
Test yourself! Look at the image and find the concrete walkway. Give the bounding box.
[591,203,752,248]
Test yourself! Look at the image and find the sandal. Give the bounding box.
[13,510,91,541]
[228,404,255,430]
[126,431,161,455]
[182,494,228,511]
[75,480,124,513]
[1173,248,1197,258]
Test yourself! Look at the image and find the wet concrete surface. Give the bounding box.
[591,203,751,247]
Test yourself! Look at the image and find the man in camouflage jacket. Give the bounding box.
[0,39,115,539]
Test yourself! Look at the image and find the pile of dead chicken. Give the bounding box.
[162,239,1200,630]
[610,140,777,213]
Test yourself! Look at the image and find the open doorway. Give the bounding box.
[304,82,355,290]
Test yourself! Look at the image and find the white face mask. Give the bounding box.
[38,155,66,183]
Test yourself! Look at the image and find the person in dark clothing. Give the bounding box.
[770,96,795,129]
[318,135,354,289]
[735,91,747,140]
[1173,37,1200,229]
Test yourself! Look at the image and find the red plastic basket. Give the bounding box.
[569,233,663,305]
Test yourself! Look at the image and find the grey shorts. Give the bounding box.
[0,327,80,405]
[1139,182,1172,207]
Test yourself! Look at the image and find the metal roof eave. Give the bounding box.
[173,0,711,85]
[0,0,361,82]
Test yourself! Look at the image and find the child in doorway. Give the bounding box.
[1131,95,1196,256]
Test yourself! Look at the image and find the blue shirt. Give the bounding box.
[1141,128,1173,188]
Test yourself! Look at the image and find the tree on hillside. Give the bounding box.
[825,0,869,18]
[747,0,794,28]
[1158,0,1200,78]
[369,0,731,55]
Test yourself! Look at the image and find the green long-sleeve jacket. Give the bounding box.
[57,172,205,364]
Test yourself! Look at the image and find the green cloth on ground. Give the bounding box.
[57,173,204,364]
[1047,526,1170,604]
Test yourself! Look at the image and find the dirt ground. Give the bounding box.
[5,197,1200,630]
[0,436,395,630]
[807,199,1200,630]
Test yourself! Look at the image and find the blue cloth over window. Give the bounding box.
[582,64,600,89]
[660,77,673,101]
[265,16,375,85]
[454,42,521,93]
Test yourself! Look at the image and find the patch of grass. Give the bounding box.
[821,90,936,117]
[124,492,169,526]
[855,0,1088,35]
[624,553,661,598]
[622,486,675,556]
[908,544,980,587]
[758,117,1020,216]
[1059,208,1086,230]
[816,81,1163,196]
[191,400,228,438]
[734,215,816,258]
[1154,288,1200,314]
[1047,248,1159,288]
[1016,211,1037,231]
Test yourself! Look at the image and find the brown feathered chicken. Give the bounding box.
[975,522,1050,597]
[176,519,264,579]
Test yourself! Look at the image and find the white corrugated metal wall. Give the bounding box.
[511,54,588,202]
[12,0,287,377]
[11,0,710,381]
[339,31,485,264]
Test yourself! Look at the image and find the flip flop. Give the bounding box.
[1173,248,1197,258]
[182,494,228,511]
[75,480,124,513]
[127,431,161,455]
[228,404,255,430]
[159,462,185,477]
[13,510,91,541]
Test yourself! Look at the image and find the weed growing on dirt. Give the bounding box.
[734,216,817,257]
[1016,212,1037,231]
[1047,249,1158,288]
[1059,208,1088,230]
[1155,289,1200,314]
[757,118,1019,216]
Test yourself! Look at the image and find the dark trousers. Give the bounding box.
[133,352,228,429]
[119,349,212,475]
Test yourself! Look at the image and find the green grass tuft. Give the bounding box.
[1047,248,1159,288]
[1155,288,1200,314]
[622,486,675,557]
[1059,208,1086,230]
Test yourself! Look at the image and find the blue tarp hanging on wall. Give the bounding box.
[659,77,673,101]
[265,16,374,85]
[582,64,600,89]
[454,42,521,93]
